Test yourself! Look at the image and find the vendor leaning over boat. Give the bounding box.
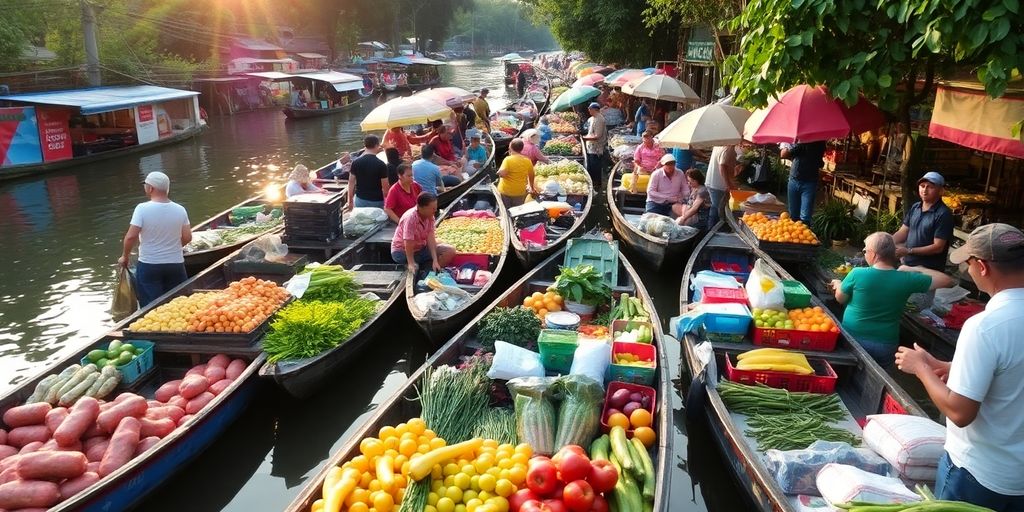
[519,129,550,165]
[384,163,422,223]
[391,192,455,272]
[829,231,953,367]
[119,172,191,307]
[674,169,712,233]
[347,135,389,210]
[896,223,1024,511]
[629,130,664,193]
[496,138,537,209]
[643,153,688,216]
[893,172,954,272]
[285,164,325,198]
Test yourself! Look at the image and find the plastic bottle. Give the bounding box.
[573,202,582,212]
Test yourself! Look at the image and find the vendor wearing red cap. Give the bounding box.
[644,153,689,216]
[893,171,954,271]
[896,223,1024,510]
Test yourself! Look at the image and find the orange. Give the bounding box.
[523,297,535,308]
[629,408,653,429]
[632,426,657,448]
[607,412,630,430]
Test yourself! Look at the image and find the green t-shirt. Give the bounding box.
[840,267,932,344]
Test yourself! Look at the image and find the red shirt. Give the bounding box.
[384,181,422,219]
[429,135,456,162]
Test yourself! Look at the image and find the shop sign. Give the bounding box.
[135,104,159,144]
[0,107,44,168]
[37,108,72,162]
[686,26,716,63]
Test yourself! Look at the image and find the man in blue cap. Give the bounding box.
[893,171,954,271]
[581,101,607,186]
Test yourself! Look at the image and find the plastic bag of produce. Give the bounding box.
[863,414,945,481]
[110,267,138,322]
[552,374,604,450]
[488,341,545,380]
[816,463,921,506]
[746,258,786,311]
[765,441,891,495]
[636,212,696,241]
[508,376,559,456]
[690,270,743,301]
[569,340,611,386]
[240,234,289,263]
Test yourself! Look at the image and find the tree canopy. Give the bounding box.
[450,0,555,51]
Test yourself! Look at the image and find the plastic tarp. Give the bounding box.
[0,85,198,115]
[246,71,293,80]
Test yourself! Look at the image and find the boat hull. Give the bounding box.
[283,96,370,119]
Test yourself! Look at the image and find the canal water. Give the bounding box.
[0,60,748,511]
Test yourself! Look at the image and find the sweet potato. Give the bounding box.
[43,407,68,434]
[184,364,207,377]
[166,396,188,409]
[39,439,81,453]
[203,366,226,383]
[0,445,16,461]
[207,354,230,369]
[0,465,17,484]
[139,417,174,439]
[135,436,160,456]
[54,397,99,447]
[16,451,87,480]
[86,461,100,473]
[6,426,49,449]
[225,359,246,380]
[0,479,61,509]
[81,421,104,440]
[184,392,215,415]
[177,414,193,426]
[114,393,137,403]
[208,379,232,396]
[0,428,6,445]
[96,396,147,434]
[59,471,100,500]
[177,375,209,400]
[144,406,185,424]
[84,438,109,463]
[98,417,139,477]
[154,380,181,403]
[2,404,51,429]
[18,442,44,456]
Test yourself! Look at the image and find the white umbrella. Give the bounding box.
[656,104,752,149]
[622,74,700,103]
[415,87,476,108]
[360,96,452,131]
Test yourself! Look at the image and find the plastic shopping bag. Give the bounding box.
[110,267,138,322]
[745,258,786,310]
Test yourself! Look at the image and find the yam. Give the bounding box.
[59,471,100,500]
[0,429,5,445]
[2,404,51,429]
[177,375,209,400]
[184,364,207,377]
[17,442,43,455]
[0,479,61,509]
[16,451,87,481]
[86,461,100,473]
[144,406,185,424]
[139,417,174,439]
[207,354,230,369]
[177,414,193,426]
[154,380,181,403]
[166,396,188,409]
[39,439,81,453]
[84,439,109,463]
[95,396,147,434]
[54,397,99,447]
[6,427,49,449]
[208,379,232,396]
[225,359,246,380]
[203,366,226,383]
[135,436,160,456]
[98,417,140,477]
[81,422,104,440]
[0,445,16,461]
[43,408,68,434]
[0,465,18,484]
[184,392,215,415]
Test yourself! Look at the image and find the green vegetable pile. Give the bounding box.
[745,413,859,450]
[535,160,585,178]
[476,306,542,351]
[836,485,994,512]
[551,264,613,306]
[262,298,379,362]
[298,264,361,302]
[184,217,284,252]
[719,381,856,451]
[419,358,490,443]
[472,407,518,445]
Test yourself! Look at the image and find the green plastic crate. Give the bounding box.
[782,280,812,309]
[564,238,619,286]
[538,329,579,374]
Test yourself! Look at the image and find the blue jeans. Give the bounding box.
[787,178,817,225]
[391,247,432,265]
[353,197,384,208]
[645,201,673,216]
[857,339,897,368]
[442,175,461,187]
[708,188,727,227]
[135,261,188,307]
[936,452,1024,511]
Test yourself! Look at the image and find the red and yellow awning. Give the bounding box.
[929,84,1024,159]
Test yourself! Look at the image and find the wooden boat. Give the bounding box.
[283,94,372,119]
[183,190,286,276]
[311,131,498,208]
[677,221,928,512]
[606,161,700,270]
[724,204,821,263]
[406,183,510,343]
[509,156,594,267]
[284,237,674,511]
[490,97,538,157]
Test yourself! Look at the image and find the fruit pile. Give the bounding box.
[426,439,532,512]
[492,119,519,136]
[752,307,839,333]
[85,340,145,369]
[612,353,654,368]
[435,218,504,255]
[541,136,581,156]
[534,160,585,179]
[522,291,564,321]
[128,277,289,333]
[735,347,813,375]
[603,389,656,448]
[576,325,609,340]
[612,324,652,344]
[741,212,819,245]
[509,445,618,512]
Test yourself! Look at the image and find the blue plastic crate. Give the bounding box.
[709,250,753,284]
[80,340,155,386]
[702,303,752,336]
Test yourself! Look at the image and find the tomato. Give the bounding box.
[510,489,542,511]
[589,495,609,512]
[543,498,569,512]
[557,451,592,483]
[552,445,587,466]
[586,460,618,494]
[527,459,559,497]
[529,455,552,466]
[562,480,595,512]
[520,499,551,512]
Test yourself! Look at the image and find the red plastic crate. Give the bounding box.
[724,353,837,394]
[882,393,908,415]
[752,326,840,352]
[451,253,490,268]
[609,342,656,386]
[600,381,657,437]
[700,286,749,305]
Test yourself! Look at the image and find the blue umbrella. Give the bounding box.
[550,85,600,112]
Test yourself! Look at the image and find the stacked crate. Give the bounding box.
[282,192,345,244]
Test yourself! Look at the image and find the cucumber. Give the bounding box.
[630,437,656,502]
[609,426,637,477]
[609,453,643,512]
[624,435,647,481]
[554,377,602,449]
[27,374,60,403]
[84,372,108,398]
[59,372,99,406]
[590,434,610,461]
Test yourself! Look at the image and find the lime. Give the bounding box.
[96,358,109,367]
[87,349,106,363]
[119,343,135,353]
[117,352,135,366]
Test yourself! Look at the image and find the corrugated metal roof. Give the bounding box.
[293,71,362,84]
[0,85,199,115]
[296,52,327,59]
[234,38,283,51]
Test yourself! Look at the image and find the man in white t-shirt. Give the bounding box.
[705,145,738,227]
[896,223,1024,511]
[119,171,192,307]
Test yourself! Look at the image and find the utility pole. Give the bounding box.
[80,0,101,86]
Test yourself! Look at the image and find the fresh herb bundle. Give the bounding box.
[472,407,518,445]
[419,359,490,444]
[551,264,612,306]
[262,298,378,362]
[298,265,360,302]
[476,306,542,351]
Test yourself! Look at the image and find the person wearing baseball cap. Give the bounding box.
[896,223,1024,508]
[119,171,191,307]
[581,101,607,187]
[644,153,688,217]
[893,171,954,271]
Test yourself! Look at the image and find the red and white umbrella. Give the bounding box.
[743,84,885,143]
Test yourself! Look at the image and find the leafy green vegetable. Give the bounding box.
[298,265,360,302]
[262,299,379,362]
[550,265,613,306]
[476,306,542,351]
[473,407,518,445]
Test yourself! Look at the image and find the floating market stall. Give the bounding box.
[279,71,373,119]
[183,191,287,276]
[508,158,593,266]
[379,56,445,91]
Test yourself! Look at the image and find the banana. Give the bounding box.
[736,347,793,361]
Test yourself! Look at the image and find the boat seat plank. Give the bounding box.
[106,334,263,357]
[528,279,637,295]
[366,225,397,245]
[705,232,750,251]
[710,340,860,367]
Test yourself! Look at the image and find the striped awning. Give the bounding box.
[929,84,1024,159]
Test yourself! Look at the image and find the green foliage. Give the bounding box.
[450,0,555,50]
[0,3,46,71]
[725,0,1024,111]
[643,0,740,32]
[476,306,542,351]
[551,264,613,306]
[812,200,858,242]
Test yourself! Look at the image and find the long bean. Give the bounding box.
[718,381,845,420]
[418,358,490,443]
[744,412,859,451]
